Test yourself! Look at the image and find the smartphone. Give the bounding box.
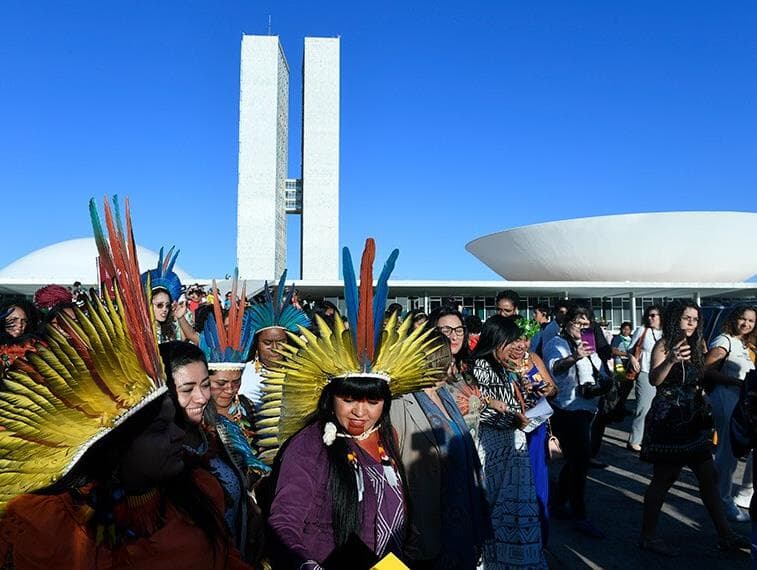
[580,328,596,353]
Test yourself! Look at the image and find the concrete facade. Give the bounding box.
[237,35,289,280]
[301,37,340,280]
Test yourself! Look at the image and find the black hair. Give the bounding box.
[722,304,757,343]
[643,304,663,327]
[552,299,571,314]
[495,289,520,307]
[534,302,550,314]
[464,314,483,335]
[151,287,179,341]
[561,304,591,331]
[159,340,209,430]
[426,305,471,367]
[39,394,227,555]
[470,314,521,369]
[385,303,403,319]
[192,303,216,334]
[0,299,42,344]
[620,321,633,331]
[311,376,404,548]
[661,300,705,372]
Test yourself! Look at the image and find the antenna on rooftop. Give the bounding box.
[267,15,272,35]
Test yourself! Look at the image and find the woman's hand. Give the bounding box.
[487,398,509,414]
[667,338,691,364]
[515,412,530,430]
[629,355,641,373]
[172,299,187,321]
[575,340,593,359]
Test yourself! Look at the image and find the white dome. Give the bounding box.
[0,238,196,285]
[466,212,757,282]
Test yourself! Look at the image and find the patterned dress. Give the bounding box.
[473,359,547,570]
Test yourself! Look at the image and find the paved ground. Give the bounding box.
[545,407,752,569]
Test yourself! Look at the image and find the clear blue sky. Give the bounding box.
[1,1,755,280]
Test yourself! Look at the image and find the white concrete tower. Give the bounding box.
[300,37,340,280]
[237,35,289,280]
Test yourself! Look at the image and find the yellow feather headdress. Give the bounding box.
[0,196,166,513]
[256,239,442,463]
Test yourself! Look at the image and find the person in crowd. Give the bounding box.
[0,298,43,377]
[411,310,428,330]
[534,303,551,327]
[544,304,608,538]
[187,283,205,314]
[471,314,548,567]
[640,300,749,555]
[386,302,404,323]
[533,300,570,357]
[199,275,271,478]
[241,271,311,431]
[310,299,339,331]
[427,305,471,374]
[390,331,489,568]
[140,246,190,343]
[495,289,520,317]
[705,305,757,523]
[33,284,79,338]
[730,368,757,560]
[161,340,264,563]
[0,196,247,568]
[263,240,439,568]
[465,314,483,351]
[626,305,663,452]
[611,322,634,376]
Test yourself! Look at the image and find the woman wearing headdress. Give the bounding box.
[390,330,490,569]
[33,283,79,339]
[260,240,440,569]
[240,271,310,418]
[639,300,749,555]
[471,315,548,569]
[0,197,249,568]
[140,246,192,343]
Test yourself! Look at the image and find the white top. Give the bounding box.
[544,335,599,413]
[628,326,662,373]
[709,333,755,382]
[240,360,265,408]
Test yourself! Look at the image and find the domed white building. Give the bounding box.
[0,238,197,295]
[465,212,757,282]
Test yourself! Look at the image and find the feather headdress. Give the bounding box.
[255,238,441,463]
[246,270,311,335]
[0,196,166,513]
[200,269,255,370]
[140,246,182,301]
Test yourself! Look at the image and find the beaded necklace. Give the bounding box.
[347,440,400,502]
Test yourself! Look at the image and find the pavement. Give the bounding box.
[544,407,752,569]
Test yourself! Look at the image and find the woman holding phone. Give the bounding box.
[544,304,608,539]
[639,301,749,555]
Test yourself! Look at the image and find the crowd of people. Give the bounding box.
[0,199,756,569]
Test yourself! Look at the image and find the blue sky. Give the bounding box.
[1,1,755,280]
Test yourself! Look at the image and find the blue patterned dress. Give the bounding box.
[473,359,547,569]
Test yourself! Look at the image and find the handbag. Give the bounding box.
[546,420,563,461]
[625,327,648,381]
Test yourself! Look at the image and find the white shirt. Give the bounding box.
[545,335,599,413]
[628,326,661,373]
[710,333,755,382]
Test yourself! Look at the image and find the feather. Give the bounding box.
[275,270,287,322]
[357,239,376,364]
[342,247,359,342]
[371,247,399,351]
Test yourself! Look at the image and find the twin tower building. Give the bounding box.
[237,35,340,282]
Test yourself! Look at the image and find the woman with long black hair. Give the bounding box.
[471,314,548,568]
[427,305,471,374]
[639,300,749,555]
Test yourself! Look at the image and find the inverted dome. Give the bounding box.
[466,212,757,282]
[0,238,196,285]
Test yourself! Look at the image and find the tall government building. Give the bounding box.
[236,35,340,281]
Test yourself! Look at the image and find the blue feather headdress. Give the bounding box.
[200,270,255,370]
[140,246,182,301]
[247,270,311,335]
